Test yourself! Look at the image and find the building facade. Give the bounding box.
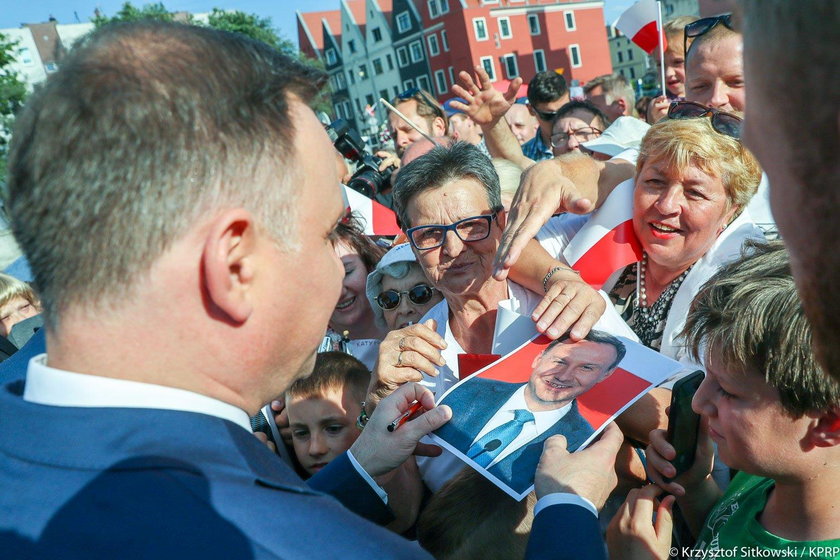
[298,0,613,134]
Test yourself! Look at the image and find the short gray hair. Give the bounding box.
[6,21,325,328]
[392,142,502,229]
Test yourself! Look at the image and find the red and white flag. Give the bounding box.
[562,179,643,289]
[342,185,402,236]
[616,0,667,54]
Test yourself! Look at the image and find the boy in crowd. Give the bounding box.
[613,242,840,558]
[286,351,424,533]
[286,352,370,476]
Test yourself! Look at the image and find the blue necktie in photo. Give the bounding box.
[468,409,535,467]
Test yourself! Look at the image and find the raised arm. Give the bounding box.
[450,66,535,168]
[494,153,635,280]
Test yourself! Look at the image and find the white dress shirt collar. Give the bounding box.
[23,354,253,433]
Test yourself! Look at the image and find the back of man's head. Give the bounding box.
[527,72,569,107]
[417,467,536,560]
[584,73,636,118]
[6,21,325,327]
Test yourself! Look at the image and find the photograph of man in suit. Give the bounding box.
[436,330,626,495]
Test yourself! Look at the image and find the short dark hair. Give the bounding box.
[555,100,610,129]
[6,21,326,327]
[527,72,568,107]
[545,330,626,371]
[392,141,502,230]
[286,351,370,405]
[684,241,840,417]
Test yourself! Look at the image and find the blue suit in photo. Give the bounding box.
[435,377,595,495]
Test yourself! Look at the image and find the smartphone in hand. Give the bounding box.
[666,370,704,479]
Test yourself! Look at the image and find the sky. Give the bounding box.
[0,0,635,46]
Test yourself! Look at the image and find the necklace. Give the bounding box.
[635,253,691,348]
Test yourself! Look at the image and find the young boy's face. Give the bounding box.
[692,352,814,476]
[286,386,361,476]
[0,296,39,337]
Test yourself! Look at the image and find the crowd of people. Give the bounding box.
[0,1,838,559]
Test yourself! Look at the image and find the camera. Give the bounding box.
[326,119,395,200]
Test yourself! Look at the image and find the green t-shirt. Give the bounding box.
[694,472,840,559]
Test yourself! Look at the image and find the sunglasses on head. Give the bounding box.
[667,101,742,140]
[396,87,444,118]
[376,284,437,310]
[684,13,733,56]
[532,107,560,122]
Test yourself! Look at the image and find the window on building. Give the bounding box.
[480,56,496,81]
[528,14,540,35]
[417,75,431,92]
[335,104,343,119]
[473,18,488,41]
[17,47,34,65]
[441,30,449,51]
[394,86,401,97]
[326,48,337,65]
[502,54,519,79]
[336,72,346,89]
[396,12,411,33]
[410,40,424,63]
[569,44,582,68]
[344,101,352,118]
[439,0,450,14]
[403,79,415,91]
[355,98,363,113]
[564,11,576,31]
[386,53,394,70]
[373,58,383,75]
[627,49,634,60]
[358,64,368,80]
[428,0,439,18]
[348,39,356,53]
[435,69,447,95]
[372,27,382,42]
[533,49,546,73]
[498,17,512,39]
[630,67,636,79]
[348,69,355,85]
[617,51,623,63]
[366,94,375,107]
[397,47,409,67]
[448,66,455,86]
[427,34,440,56]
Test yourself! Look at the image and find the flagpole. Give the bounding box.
[657,1,666,96]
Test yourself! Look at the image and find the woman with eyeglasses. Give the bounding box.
[365,243,443,332]
[373,141,636,491]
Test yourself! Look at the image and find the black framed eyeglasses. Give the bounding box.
[550,126,602,148]
[406,212,499,250]
[376,284,438,310]
[684,13,733,56]
[533,107,560,122]
[667,101,742,140]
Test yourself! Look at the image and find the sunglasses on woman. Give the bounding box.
[376,284,438,310]
[667,101,742,140]
[684,13,733,55]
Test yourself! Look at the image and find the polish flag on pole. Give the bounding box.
[562,179,643,289]
[342,185,402,236]
[616,0,667,54]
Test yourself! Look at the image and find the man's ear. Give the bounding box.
[432,116,447,137]
[201,209,258,324]
[531,350,545,370]
[809,407,840,448]
[615,97,628,115]
[496,208,507,231]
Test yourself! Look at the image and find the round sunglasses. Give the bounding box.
[376,284,438,310]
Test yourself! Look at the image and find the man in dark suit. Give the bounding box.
[0,20,629,560]
[437,330,625,494]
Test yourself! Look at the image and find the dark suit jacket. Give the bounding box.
[0,378,427,559]
[435,377,595,495]
[0,364,606,559]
